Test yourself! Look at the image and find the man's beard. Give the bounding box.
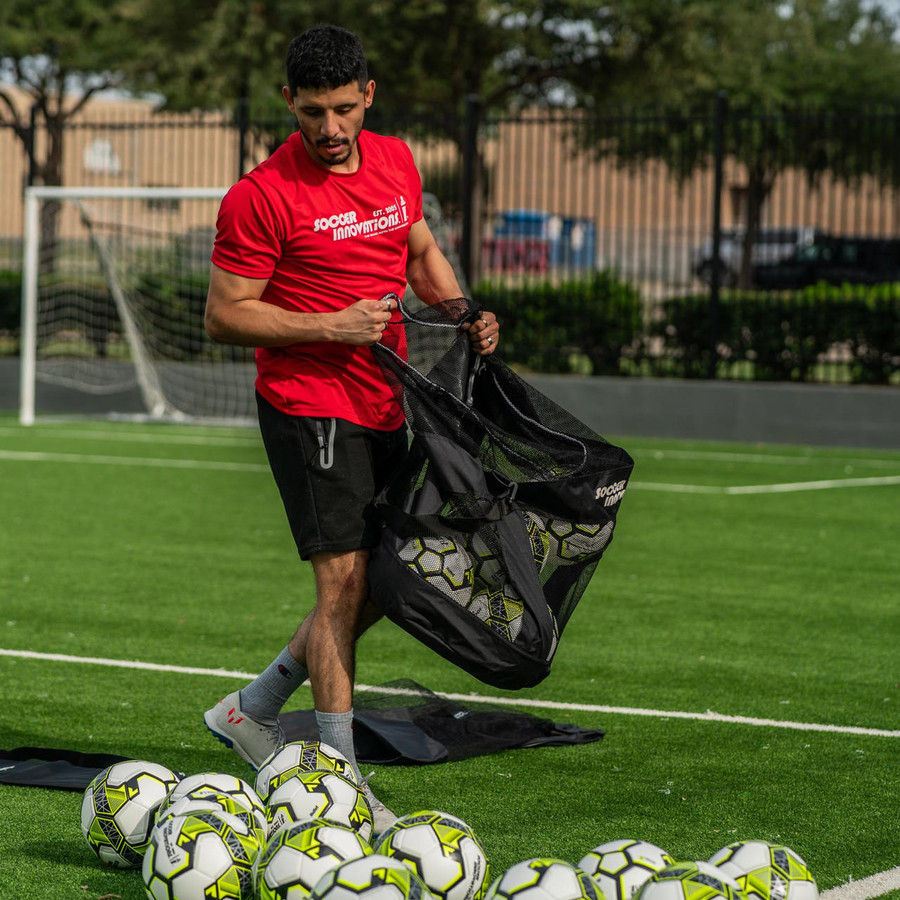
[316,138,352,166]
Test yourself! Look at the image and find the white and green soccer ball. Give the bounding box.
[400,536,475,606]
[253,817,373,900]
[709,841,818,900]
[157,771,266,835]
[522,512,551,572]
[374,810,490,900]
[467,583,525,642]
[635,861,745,900]
[484,858,603,900]
[467,528,503,588]
[80,759,180,868]
[142,809,261,900]
[256,740,359,804]
[544,520,614,566]
[311,853,435,900]
[266,770,374,843]
[153,789,267,848]
[578,839,675,900]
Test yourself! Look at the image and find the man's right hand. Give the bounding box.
[334,295,395,345]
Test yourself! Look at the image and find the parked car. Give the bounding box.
[752,235,900,289]
[691,225,824,286]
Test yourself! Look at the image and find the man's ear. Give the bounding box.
[282,85,295,112]
[364,80,376,109]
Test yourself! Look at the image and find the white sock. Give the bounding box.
[315,709,361,782]
[238,645,308,725]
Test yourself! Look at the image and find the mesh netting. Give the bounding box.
[368,296,634,690]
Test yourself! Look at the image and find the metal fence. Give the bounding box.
[2,96,898,384]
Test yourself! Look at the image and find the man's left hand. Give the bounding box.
[463,311,499,356]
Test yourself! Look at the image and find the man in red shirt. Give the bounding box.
[203,24,498,832]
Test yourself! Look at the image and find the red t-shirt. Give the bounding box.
[211,129,422,429]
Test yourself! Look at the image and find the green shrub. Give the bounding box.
[474,270,644,376]
[654,283,900,384]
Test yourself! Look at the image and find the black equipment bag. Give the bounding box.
[367,297,634,690]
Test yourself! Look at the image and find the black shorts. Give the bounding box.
[256,392,409,560]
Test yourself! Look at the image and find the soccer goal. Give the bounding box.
[19,185,258,425]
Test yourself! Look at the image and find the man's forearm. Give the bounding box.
[205,297,336,347]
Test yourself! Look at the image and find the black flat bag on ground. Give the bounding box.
[367,297,634,690]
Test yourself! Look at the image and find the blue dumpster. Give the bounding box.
[494,210,596,270]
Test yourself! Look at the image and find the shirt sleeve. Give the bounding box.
[211,178,284,279]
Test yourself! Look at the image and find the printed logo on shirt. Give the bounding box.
[313,196,409,241]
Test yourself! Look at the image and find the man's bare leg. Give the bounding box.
[303,549,369,713]
[295,549,396,833]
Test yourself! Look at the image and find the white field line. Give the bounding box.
[2,448,900,495]
[0,449,269,472]
[1,649,898,739]
[0,426,260,447]
[633,475,900,495]
[821,868,900,900]
[630,448,900,469]
[6,426,900,468]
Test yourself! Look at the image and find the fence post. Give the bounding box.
[708,91,728,379]
[236,87,250,182]
[460,94,481,291]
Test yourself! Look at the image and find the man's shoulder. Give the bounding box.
[244,135,302,188]
[223,135,307,215]
[360,130,414,162]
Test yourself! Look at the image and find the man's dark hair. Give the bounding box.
[286,25,368,95]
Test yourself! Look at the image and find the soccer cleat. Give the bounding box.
[203,690,284,769]
[361,779,398,838]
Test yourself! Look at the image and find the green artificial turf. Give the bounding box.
[1,417,897,900]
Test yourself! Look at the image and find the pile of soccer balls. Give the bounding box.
[80,741,819,900]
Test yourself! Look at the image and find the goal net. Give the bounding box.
[19,185,468,426]
[20,186,257,425]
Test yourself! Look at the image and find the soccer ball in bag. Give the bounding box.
[484,859,603,900]
[544,521,614,566]
[522,512,550,572]
[153,790,267,847]
[253,818,373,900]
[374,810,490,900]
[311,853,435,900]
[467,528,504,588]
[80,759,179,868]
[635,861,744,900]
[578,839,675,900]
[142,809,261,900]
[266,770,374,842]
[256,739,359,804]
[158,771,266,833]
[709,841,818,900]
[399,536,475,606]
[467,584,525,642]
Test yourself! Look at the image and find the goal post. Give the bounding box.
[19,185,260,426]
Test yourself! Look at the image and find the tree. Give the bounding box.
[120,0,618,128]
[0,0,143,268]
[566,0,900,286]
[0,0,138,187]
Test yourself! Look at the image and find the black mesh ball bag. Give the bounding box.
[367,296,634,690]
